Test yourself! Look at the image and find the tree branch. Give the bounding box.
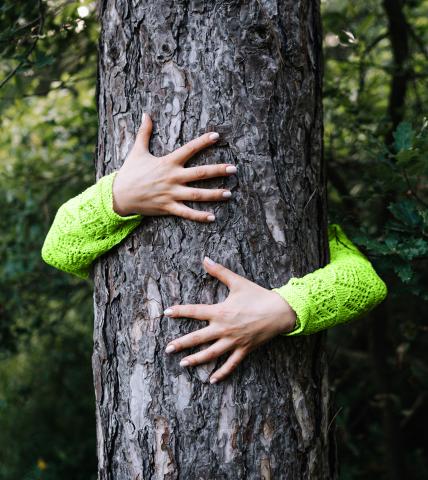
[0,0,45,90]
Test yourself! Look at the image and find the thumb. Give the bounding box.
[135,112,153,152]
[203,257,242,290]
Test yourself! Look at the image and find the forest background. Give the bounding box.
[0,1,427,479]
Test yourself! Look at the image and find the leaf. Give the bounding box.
[420,208,428,228]
[393,121,414,152]
[396,149,418,167]
[399,238,428,261]
[384,235,399,251]
[33,52,55,68]
[353,234,392,256]
[388,200,422,228]
[394,263,413,283]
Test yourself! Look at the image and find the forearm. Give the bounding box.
[41,172,142,279]
[274,224,388,336]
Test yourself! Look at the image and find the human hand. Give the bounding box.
[163,257,297,384]
[112,113,236,219]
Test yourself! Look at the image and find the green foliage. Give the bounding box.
[0,0,98,110]
[323,1,428,478]
[0,316,96,480]
[0,90,96,352]
[0,1,98,478]
[351,123,428,297]
[393,121,414,152]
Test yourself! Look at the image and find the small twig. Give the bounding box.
[0,0,45,90]
[407,23,428,61]
[8,15,42,34]
[302,188,317,215]
[402,168,428,208]
[327,406,343,433]
[358,32,388,97]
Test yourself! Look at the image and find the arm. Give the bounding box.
[162,224,387,383]
[41,172,141,279]
[273,223,388,336]
[42,113,236,278]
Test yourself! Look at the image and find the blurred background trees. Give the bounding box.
[0,1,426,479]
[0,2,97,479]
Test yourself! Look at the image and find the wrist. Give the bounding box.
[271,290,297,334]
[112,171,134,217]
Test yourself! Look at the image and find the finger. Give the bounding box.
[179,338,235,368]
[176,187,232,203]
[167,132,220,165]
[169,202,216,223]
[177,164,237,183]
[165,326,221,354]
[209,348,247,384]
[164,303,215,320]
[134,112,153,152]
[202,257,243,290]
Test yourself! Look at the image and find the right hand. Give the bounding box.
[112,113,236,221]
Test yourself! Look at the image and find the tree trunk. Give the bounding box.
[93,1,332,478]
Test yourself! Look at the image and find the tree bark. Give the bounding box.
[93,1,332,478]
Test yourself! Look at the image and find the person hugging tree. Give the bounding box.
[42,113,387,384]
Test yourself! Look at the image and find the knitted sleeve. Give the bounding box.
[41,172,142,279]
[273,224,387,336]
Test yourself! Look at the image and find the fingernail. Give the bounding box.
[164,308,173,316]
[207,214,215,222]
[226,166,237,174]
[204,256,216,266]
[222,191,232,198]
[209,132,220,141]
[180,359,190,367]
[210,377,218,384]
[141,112,146,123]
[165,344,175,353]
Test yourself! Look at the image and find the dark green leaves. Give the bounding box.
[394,121,414,152]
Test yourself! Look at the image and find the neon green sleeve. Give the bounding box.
[274,224,387,336]
[41,172,142,279]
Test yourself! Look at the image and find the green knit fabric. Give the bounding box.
[42,174,387,335]
[274,224,387,336]
[41,172,142,279]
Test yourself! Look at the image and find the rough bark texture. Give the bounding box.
[93,1,332,478]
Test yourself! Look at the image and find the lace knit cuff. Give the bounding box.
[273,225,387,336]
[273,281,310,336]
[42,172,142,279]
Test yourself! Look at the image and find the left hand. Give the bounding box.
[163,257,297,384]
